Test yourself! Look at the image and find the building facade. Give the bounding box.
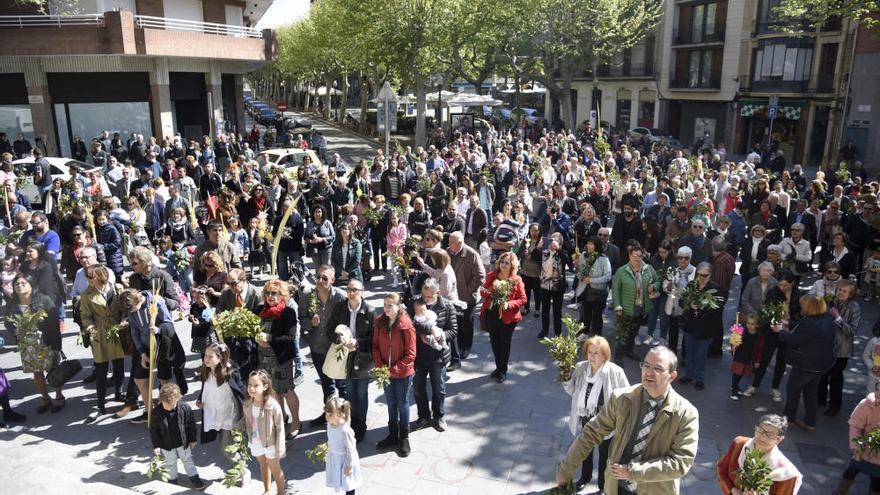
[842,24,880,167]
[0,0,277,157]
[731,0,855,166]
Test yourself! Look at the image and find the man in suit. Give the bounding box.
[464,194,488,252]
[556,346,699,495]
[217,268,261,377]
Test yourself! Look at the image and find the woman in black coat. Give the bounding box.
[18,241,64,304]
[739,224,771,287]
[779,294,837,431]
[94,210,124,279]
[256,279,301,440]
[678,263,720,390]
[745,271,802,401]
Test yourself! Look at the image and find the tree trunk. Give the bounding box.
[304,85,311,113]
[338,73,349,124]
[415,76,426,148]
[324,76,332,121]
[560,68,574,131]
[358,74,370,134]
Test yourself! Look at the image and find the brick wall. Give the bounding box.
[856,24,880,54]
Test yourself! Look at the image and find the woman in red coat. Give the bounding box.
[717,414,802,495]
[480,251,527,383]
[372,293,416,457]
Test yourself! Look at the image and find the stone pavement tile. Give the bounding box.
[419,456,473,486]
[365,455,422,490]
[468,454,516,482]
[435,436,483,460]
[411,478,461,495]
[458,475,511,495]
[360,482,417,495]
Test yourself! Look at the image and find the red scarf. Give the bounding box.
[760,210,770,222]
[253,195,267,212]
[259,301,286,321]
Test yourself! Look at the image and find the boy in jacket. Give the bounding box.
[149,383,206,490]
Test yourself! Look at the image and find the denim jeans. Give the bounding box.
[162,446,198,479]
[413,362,446,420]
[312,352,347,402]
[346,377,370,429]
[682,332,711,382]
[385,376,413,426]
[293,327,303,378]
[646,294,669,339]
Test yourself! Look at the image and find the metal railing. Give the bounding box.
[135,15,262,38]
[669,76,721,89]
[0,14,105,28]
[672,25,726,45]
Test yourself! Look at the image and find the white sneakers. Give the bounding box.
[740,386,757,397]
[770,389,783,402]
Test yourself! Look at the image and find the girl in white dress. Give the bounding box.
[195,343,244,466]
[324,397,362,494]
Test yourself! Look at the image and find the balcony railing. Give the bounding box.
[0,14,105,27]
[669,76,721,89]
[672,25,726,45]
[743,76,835,94]
[593,64,656,78]
[135,15,262,38]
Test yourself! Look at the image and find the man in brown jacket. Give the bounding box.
[556,346,699,495]
[447,231,486,370]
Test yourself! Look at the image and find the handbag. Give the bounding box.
[348,350,374,379]
[584,286,608,303]
[322,343,350,380]
[46,351,83,389]
[0,367,9,396]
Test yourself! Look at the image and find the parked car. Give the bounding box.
[628,127,668,143]
[11,157,105,206]
[498,107,541,124]
[255,147,351,180]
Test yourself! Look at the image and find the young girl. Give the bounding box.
[247,216,268,277]
[385,211,408,287]
[227,216,249,268]
[862,321,880,393]
[324,397,362,495]
[243,370,288,495]
[196,343,244,471]
[863,251,880,300]
[730,314,761,401]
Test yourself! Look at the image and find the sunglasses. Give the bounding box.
[697,273,710,277]
[317,275,331,282]
[265,291,280,297]
[693,225,704,229]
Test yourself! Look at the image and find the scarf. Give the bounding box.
[253,195,267,212]
[259,301,286,321]
[579,362,612,418]
[760,210,770,222]
[737,438,802,492]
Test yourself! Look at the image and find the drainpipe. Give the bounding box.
[835,20,859,163]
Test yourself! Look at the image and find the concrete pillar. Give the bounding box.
[205,63,223,139]
[22,59,56,156]
[234,74,246,136]
[150,58,174,139]
[631,91,640,129]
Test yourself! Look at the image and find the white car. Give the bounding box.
[628,127,668,143]
[12,157,105,206]
[256,148,349,180]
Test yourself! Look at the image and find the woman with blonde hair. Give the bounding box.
[416,248,459,303]
[562,335,629,491]
[479,251,527,383]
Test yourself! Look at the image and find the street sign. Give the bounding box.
[769,95,779,107]
[768,106,778,119]
[376,82,399,157]
[277,101,288,112]
[377,102,398,132]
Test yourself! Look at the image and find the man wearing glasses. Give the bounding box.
[301,264,347,427]
[678,220,712,265]
[20,211,60,261]
[216,269,261,377]
[597,228,620,271]
[192,220,242,285]
[556,346,698,494]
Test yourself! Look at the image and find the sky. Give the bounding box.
[255,0,311,29]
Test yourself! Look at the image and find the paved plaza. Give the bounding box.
[0,116,875,494]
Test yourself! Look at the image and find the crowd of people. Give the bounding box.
[0,116,879,494]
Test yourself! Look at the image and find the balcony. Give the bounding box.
[672,25,726,46]
[754,19,812,36]
[669,76,721,89]
[743,76,835,94]
[593,63,656,78]
[0,11,275,62]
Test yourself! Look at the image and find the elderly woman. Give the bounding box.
[9,274,63,413]
[611,242,659,362]
[823,232,856,279]
[679,262,721,390]
[743,271,802,401]
[331,222,363,285]
[778,294,837,432]
[811,261,843,301]
[79,265,127,422]
[256,278,301,440]
[832,384,880,495]
[480,251,527,383]
[780,222,812,278]
[562,336,629,491]
[717,414,803,494]
[576,235,613,337]
[740,224,770,287]
[740,261,777,316]
[663,246,695,360]
[818,280,862,417]
[538,232,569,339]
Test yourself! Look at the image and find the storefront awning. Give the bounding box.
[739,98,806,120]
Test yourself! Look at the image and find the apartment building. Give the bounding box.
[836,24,877,167]
[732,0,856,165]
[657,0,745,148]
[0,0,278,157]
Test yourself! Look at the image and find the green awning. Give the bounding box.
[739,99,806,120]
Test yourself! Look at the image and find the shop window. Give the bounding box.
[754,42,812,82]
[54,102,152,162]
[0,105,35,145]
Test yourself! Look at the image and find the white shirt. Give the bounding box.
[70,268,116,299]
[202,374,238,431]
[348,300,361,335]
[751,237,763,261]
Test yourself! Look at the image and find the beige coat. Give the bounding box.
[557,384,699,495]
[79,285,127,363]
[242,397,286,459]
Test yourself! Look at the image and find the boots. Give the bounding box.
[0,394,26,423]
[397,424,411,457]
[376,422,400,451]
[353,420,366,443]
[832,477,854,495]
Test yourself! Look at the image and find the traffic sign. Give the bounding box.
[377,102,398,132]
[768,106,778,119]
[277,101,288,112]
